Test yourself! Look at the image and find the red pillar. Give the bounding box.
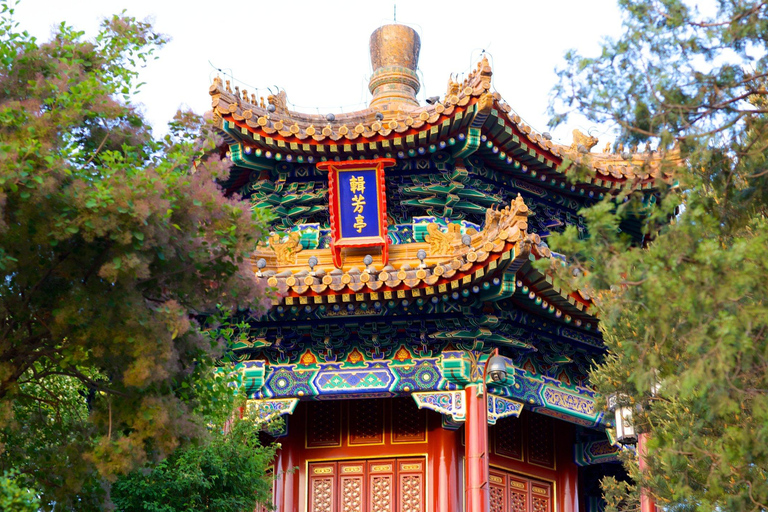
[638,433,656,512]
[273,442,298,512]
[272,407,301,512]
[465,384,490,512]
[556,421,579,512]
[429,415,460,512]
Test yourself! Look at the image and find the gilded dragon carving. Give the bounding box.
[268,231,302,264]
[424,223,463,255]
[569,129,599,153]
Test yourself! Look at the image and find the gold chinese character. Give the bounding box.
[349,176,365,194]
[353,215,367,233]
[351,194,366,214]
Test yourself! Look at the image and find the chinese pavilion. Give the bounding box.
[209,24,667,512]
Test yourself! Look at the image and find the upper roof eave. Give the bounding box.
[211,54,678,193]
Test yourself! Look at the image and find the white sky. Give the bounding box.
[12,0,625,145]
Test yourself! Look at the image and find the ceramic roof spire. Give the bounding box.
[368,24,421,110]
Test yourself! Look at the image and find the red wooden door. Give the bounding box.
[368,459,395,512]
[307,457,425,512]
[309,462,337,512]
[489,468,552,512]
[396,458,425,512]
[339,461,365,512]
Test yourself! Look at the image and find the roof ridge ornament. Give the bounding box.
[368,24,421,111]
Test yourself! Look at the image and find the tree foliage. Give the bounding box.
[0,1,271,508]
[549,1,768,510]
[0,470,40,512]
[112,414,276,512]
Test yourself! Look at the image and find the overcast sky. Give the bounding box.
[12,0,625,144]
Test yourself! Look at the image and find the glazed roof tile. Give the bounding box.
[252,195,596,327]
[212,56,676,194]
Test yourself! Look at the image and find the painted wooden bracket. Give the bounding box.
[246,398,299,438]
[486,393,524,424]
[412,390,466,422]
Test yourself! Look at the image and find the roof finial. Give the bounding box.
[368,24,421,109]
[394,4,396,22]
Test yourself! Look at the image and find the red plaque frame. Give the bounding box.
[317,158,395,267]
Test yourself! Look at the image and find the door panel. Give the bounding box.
[309,463,337,512]
[490,468,552,512]
[307,457,425,512]
[339,462,365,512]
[397,458,425,512]
[368,460,395,512]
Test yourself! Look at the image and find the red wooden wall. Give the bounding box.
[271,398,578,512]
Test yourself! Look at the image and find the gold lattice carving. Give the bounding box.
[268,231,302,265]
[569,129,599,153]
[371,476,392,512]
[312,478,333,512]
[533,496,549,512]
[490,485,504,512]
[341,478,362,512]
[511,490,527,512]
[401,475,422,512]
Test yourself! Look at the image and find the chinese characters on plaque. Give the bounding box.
[349,175,367,232]
[337,169,379,238]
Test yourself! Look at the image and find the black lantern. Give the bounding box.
[606,392,637,445]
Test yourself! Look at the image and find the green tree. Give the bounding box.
[0,470,40,512]
[112,413,277,512]
[0,1,272,508]
[548,1,768,510]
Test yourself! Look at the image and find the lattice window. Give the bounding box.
[307,401,342,448]
[527,413,555,468]
[533,496,549,512]
[400,475,422,512]
[494,416,524,460]
[511,489,528,512]
[391,397,427,443]
[310,477,334,512]
[349,399,384,445]
[491,484,507,512]
[531,483,552,512]
[370,475,392,512]
[341,477,363,512]
[398,459,424,512]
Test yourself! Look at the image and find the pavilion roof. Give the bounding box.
[253,194,597,329]
[210,55,678,197]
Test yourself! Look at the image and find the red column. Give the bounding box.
[556,421,579,512]
[272,406,301,512]
[638,433,656,512]
[429,415,460,512]
[465,384,490,512]
[273,441,298,512]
